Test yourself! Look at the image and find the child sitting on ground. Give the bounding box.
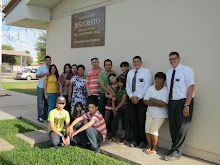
[48,96,70,149]
[72,102,87,124]
[67,99,107,153]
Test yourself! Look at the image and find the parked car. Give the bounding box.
[16,69,38,80]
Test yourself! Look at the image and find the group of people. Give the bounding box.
[36,52,195,161]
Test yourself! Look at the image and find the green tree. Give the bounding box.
[25,50,33,66]
[35,32,46,64]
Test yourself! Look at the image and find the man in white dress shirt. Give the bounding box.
[126,56,152,148]
[164,52,195,161]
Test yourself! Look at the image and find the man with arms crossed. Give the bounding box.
[126,56,152,148]
[164,52,195,161]
[85,58,104,110]
[36,56,51,122]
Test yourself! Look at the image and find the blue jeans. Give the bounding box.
[47,93,59,121]
[111,104,130,141]
[98,93,107,117]
[72,122,103,148]
[37,87,48,119]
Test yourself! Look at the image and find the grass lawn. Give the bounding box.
[1,81,38,96]
[0,119,129,165]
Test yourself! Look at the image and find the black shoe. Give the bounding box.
[38,118,43,122]
[130,141,139,148]
[163,149,173,156]
[59,143,65,147]
[139,142,147,148]
[94,147,100,153]
[163,155,180,161]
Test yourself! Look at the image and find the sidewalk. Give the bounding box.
[0,90,213,165]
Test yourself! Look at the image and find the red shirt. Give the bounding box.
[83,110,107,141]
[85,67,104,96]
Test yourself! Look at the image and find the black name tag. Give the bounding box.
[139,78,144,82]
[176,78,180,82]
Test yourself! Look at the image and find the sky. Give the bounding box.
[2,20,45,58]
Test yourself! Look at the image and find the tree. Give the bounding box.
[35,32,46,64]
[25,50,33,66]
[2,44,14,50]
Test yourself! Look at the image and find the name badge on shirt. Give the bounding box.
[176,78,180,82]
[139,78,144,82]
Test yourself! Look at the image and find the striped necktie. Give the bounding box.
[132,71,138,93]
[169,69,176,99]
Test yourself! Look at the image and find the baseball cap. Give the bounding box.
[57,96,66,104]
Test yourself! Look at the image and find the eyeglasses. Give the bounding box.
[58,103,65,105]
[169,58,178,61]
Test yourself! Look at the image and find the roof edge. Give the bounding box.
[3,0,21,16]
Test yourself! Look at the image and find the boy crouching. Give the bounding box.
[48,96,70,149]
[67,100,107,153]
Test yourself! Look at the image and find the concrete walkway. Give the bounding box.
[0,89,214,165]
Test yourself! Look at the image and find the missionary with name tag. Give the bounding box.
[164,52,195,161]
[126,56,152,148]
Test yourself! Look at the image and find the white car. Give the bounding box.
[16,69,38,80]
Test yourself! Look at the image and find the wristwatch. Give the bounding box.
[184,104,190,107]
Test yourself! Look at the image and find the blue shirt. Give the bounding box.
[36,64,49,88]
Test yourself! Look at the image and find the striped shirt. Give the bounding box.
[85,67,104,96]
[83,110,107,141]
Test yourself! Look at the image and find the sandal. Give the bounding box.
[107,137,117,142]
[143,148,151,154]
[148,150,157,155]
[118,140,128,145]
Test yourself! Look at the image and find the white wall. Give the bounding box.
[47,0,220,163]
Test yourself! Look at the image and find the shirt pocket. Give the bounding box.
[174,77,182,87]
[138,78,144,87]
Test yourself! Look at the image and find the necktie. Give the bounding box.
[169,69,176,99]
[132,71,138,93]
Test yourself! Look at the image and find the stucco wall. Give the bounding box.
[46,0,220,163]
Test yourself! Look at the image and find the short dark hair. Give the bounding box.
[133,56,142,61]
[72,64,77,68]
[63,63,72,73]
[120,61,129,67]
[45,55,51,60]
[104,59,112,66]
[91,57,99,61]
[169,52,179,58]
[117,77,126,89]
[154,72,166,81]
[88,98,98,107]
[77,64,85,71]
[108,73,117,80]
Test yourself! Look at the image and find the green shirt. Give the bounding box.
[116,88,128,106]
[98,71,114,93]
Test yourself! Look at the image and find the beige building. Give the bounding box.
[3,0,220,163]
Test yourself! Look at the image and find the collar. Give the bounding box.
[91,67,103,72]
[173,63,182,71]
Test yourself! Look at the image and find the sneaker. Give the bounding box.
[94,147,100,153]
[38,118,43,122]
[59,143,65,147]
[129,141,139,148]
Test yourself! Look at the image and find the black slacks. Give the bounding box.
[129,99,147,143]
[168,98,194,157]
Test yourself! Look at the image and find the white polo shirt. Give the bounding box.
[167,63,195,100]
[126,67,152,99]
